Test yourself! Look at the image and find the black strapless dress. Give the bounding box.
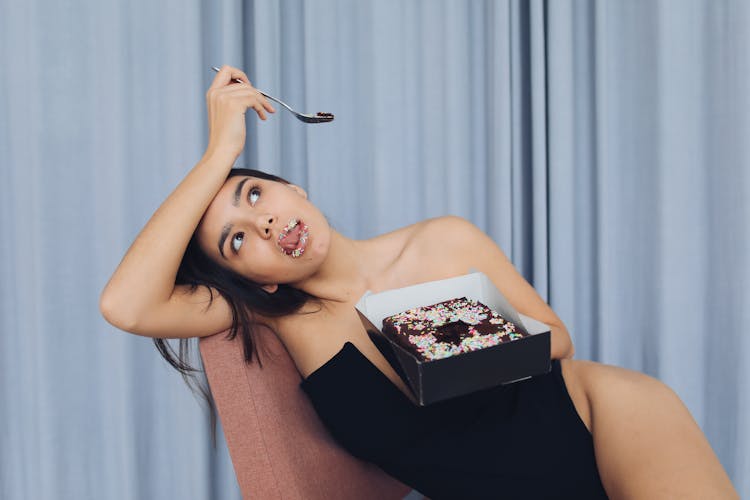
[300,341,609,500]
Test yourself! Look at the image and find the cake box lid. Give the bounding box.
[355,271,551,404]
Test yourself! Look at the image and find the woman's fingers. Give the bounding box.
[245,95,269,121]
[232,68,252,86]
[223,85,276,119]
[208,65,233,90]
[208,66,276,120]
[227,84,276,115]
[208,65,251,90]
[244,90,274,115]
[261,97,276,114]
[254,97,274,119]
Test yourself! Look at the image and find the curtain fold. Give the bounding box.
[1,0,747,498]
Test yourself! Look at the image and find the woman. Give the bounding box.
[100,66,738,499]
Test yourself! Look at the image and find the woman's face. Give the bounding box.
[195,176,331,291]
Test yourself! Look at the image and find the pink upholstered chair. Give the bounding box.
[199,326,421,499]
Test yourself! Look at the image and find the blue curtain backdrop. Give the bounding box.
[1,0,747,498]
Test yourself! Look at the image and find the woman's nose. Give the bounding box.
[257,214,276,239]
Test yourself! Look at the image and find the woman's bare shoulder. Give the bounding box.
[408,215,477,241]
[402,215,481,258]
[405,215,512,282]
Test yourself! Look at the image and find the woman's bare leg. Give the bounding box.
[559,359,739,499]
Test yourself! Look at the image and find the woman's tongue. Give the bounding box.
[280,224,302,251]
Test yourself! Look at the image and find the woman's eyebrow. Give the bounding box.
[218,223,232,259]
[217,178,251,258]
[233,178,249,206]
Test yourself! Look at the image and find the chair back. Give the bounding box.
[199,327,414,499]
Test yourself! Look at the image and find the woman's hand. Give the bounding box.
[204,65,276,159]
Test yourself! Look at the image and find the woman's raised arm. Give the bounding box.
[99,65,275,338]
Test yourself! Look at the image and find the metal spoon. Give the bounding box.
[211,66,333,124]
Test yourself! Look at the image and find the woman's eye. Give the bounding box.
[231,232,244,253]
[248,187,261,206]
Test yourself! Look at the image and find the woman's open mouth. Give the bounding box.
[277,218,309,258]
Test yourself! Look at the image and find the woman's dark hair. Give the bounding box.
[152,168,319,443]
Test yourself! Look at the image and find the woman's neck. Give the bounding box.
[291,229,398,304]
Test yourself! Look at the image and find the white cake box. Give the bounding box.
[355,272,551,405]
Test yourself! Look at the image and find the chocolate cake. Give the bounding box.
[381,297,527,361]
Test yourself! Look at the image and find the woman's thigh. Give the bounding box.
[557,358,653,434]
[560,358,738,499]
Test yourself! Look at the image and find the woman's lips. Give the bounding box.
[277,218,309,258]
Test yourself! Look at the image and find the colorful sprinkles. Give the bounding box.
[382,297,528,361]
[277,218,309,258]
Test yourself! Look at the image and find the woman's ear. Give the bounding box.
[262,284,279,294]
[288,184,308,199]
